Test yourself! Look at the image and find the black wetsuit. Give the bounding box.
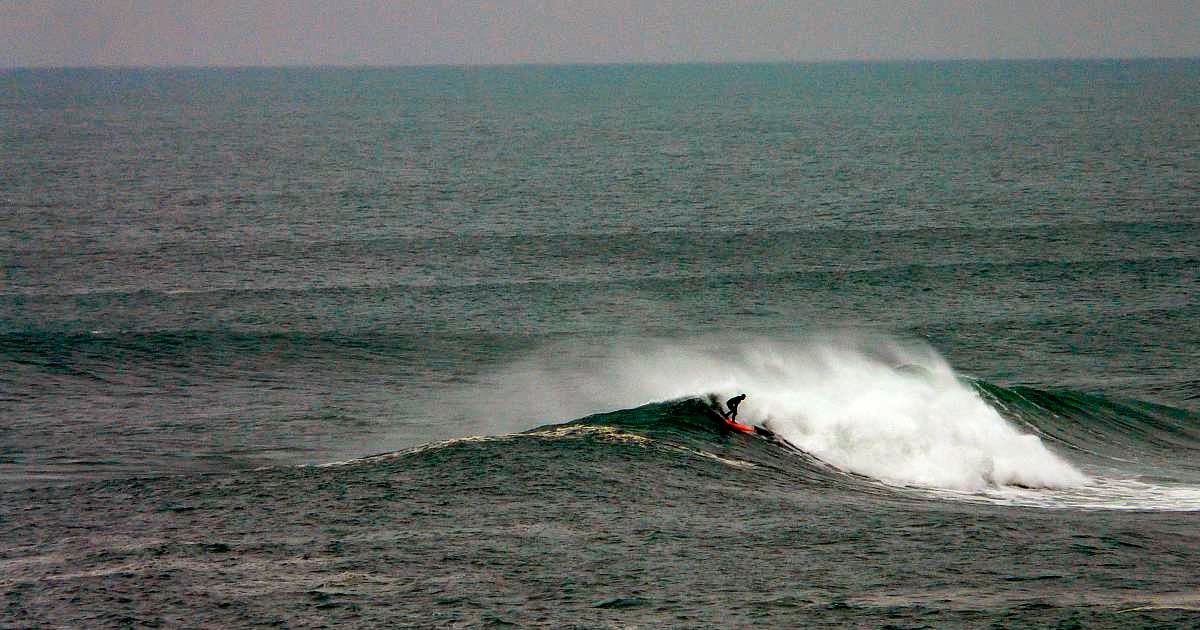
[726,394,746,420]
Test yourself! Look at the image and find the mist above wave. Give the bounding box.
[476,332,1090,492]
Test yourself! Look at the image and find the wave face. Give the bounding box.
[489,335,1200,510]
[977,383,1200,464]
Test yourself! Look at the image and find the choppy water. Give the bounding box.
[2,60,1199,628]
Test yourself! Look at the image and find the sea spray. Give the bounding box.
[740,341,1091,491]
[478,332,1090,491]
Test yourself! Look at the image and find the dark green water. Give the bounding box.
[2,61,1199,627]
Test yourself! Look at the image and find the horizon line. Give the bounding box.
[4,54,1199,73]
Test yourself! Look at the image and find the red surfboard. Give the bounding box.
[723,417,755,433]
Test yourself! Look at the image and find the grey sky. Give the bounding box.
[3,1,1198,68]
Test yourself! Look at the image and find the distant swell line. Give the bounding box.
[2,254,1197,299]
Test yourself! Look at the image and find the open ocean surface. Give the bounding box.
[2,60,1199,628]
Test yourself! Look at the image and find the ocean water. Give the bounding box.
[2,60,1199,628]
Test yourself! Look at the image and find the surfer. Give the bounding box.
[725,394,746,421]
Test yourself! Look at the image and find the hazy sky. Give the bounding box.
[3,1,1198,68]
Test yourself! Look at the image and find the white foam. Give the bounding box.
[950,474,1200,511]
[595,333,1090,491]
